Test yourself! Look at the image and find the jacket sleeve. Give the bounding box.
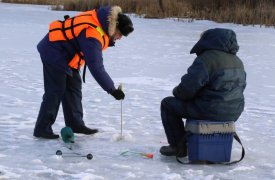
[173,58,209,101]
[80,36,116,93]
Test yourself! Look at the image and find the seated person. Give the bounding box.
[160,28,246,157]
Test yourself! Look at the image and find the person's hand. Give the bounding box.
[110,89,125,100]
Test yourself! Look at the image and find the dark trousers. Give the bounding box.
[34,63,85,134]
[161,96,189,146]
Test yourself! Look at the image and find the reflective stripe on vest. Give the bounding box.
[49,10,109,69]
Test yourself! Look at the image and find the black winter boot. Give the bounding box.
[160,145,187,157]
[72,126,98,135]
[34,131,59,139]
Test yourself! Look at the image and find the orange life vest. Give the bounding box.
[48,10,110,69]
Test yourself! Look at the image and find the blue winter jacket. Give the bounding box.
[37,7,116,93]
[173,28,246,121]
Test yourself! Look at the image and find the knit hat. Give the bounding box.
[105,6,134,37]
[117,13,134,36]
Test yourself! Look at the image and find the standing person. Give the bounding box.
[160,28,246,156]
[34,6,134,139]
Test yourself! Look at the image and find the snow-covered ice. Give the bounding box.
[0,2,275,180]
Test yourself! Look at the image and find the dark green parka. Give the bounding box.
[173,28,246,121]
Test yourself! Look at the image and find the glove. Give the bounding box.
[110,89,125,100]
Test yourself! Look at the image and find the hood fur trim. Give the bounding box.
[108,6,122,36]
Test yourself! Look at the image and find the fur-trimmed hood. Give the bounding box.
[96,6,122,37]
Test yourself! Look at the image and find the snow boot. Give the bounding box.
[33,131,59,139]
[72,126,98,135]
[160,145,187,157]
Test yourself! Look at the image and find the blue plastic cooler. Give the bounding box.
[186,120,234,163]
